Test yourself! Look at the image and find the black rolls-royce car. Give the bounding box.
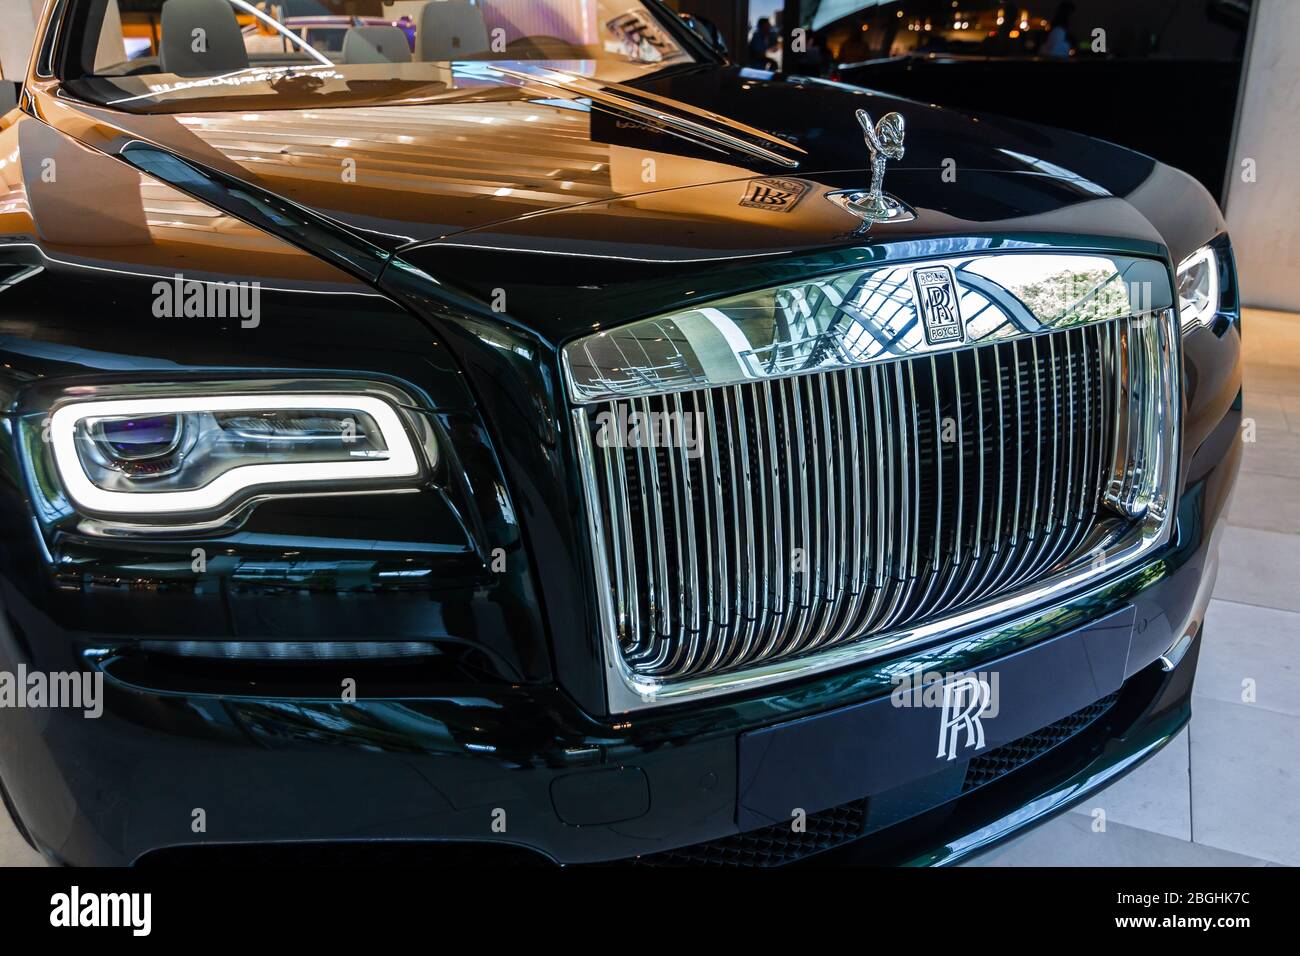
[0,0,1240,866]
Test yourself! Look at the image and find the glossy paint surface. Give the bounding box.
[44,61,1167,252]
[0,0,1243,865]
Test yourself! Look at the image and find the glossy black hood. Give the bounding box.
[30,59,1227,352]
[48,62,1169,253]
[394,165,1187,345]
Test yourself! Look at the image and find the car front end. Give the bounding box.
[0,0,1240,866]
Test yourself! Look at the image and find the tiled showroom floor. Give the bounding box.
[976,309,1299,867]
[0,312,1294,867]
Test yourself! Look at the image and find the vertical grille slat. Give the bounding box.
[987,344,1010,589]
[1108,319,1131,510]
[755,381,783,663]
[909,357,943,617]
[1006,336,1046,588]
[642,397,672,646]
[1095,322,1113,516]
[1035,330,1084,577]
[969,343,1011,600]
[1042,335,1062,546]
[949,347,987,608]
[939,351,967,609]
[826,366,867,647]
[581,317,1152,685]
[903,362,924,617]
[879,364,911,629]
[783,377,811,657]
[997,338,1028,593]
[807,373,848,652]
[602,411,638,656]
[864,364,893,633]
[626,401,654,655]
[726,385,758,667]
[1078,327,1094,523]
[669,391,701,673]
[700,389,727,670]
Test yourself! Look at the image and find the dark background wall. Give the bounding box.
[766,0,1255,207]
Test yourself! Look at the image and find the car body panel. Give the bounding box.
[0,108,552,687]
[35,61,1177,253]
[0,0,1243,865]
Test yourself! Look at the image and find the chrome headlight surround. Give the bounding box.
[23,379,435,534]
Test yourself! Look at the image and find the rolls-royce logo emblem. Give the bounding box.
[740,177,809,212]
[913,265,964,346]
[937,675,994,761]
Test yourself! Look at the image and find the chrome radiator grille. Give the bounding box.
[566,251,1178,708]
[576,316,1158,696]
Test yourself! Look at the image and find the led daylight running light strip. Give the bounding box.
[49,394,420,517]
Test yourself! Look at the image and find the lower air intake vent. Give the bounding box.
[634,799,868,867]
[962,691,1121,792]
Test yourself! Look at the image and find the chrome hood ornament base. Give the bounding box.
[825,188,916,225]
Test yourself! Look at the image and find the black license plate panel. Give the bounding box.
[737,606,1136,829]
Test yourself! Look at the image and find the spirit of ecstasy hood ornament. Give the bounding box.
[826,109,915,227]
[859,109,906,201]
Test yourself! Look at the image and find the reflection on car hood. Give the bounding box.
[393,166,1175,343]
[54,62,1159,251]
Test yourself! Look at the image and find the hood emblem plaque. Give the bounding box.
[740,177,810,212]
[826,109,915,227]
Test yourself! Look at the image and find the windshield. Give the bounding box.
[71,0,697,110]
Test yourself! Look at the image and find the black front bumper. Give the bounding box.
[0,438,1233,866]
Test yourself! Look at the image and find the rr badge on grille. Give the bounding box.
[913,266,964,347]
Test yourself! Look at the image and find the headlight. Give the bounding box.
[1176,245,1221,331]
[48,393,423,519]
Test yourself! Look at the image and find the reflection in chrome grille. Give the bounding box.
[564,253,1170,404]
[578,317,1154,692]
